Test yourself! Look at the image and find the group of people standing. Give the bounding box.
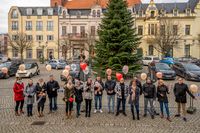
[13,74,196,122]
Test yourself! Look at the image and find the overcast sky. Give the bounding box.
[0,0,188,33]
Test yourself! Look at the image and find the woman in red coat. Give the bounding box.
[13,77,25,116]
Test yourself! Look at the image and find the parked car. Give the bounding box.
[142,56,160,66]
[60,63,80,81]
[174,57,197,63]
[16,62,40,78]
[46,59,67,69]
[150,63,176,80]
[0,61,21,79]
[160,57,174,65]
[173,62,200,81]
[191,59,200,67]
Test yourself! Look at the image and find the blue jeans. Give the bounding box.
[107,95,115,113]
[159,102,170,117]
[76,102,81,116]
[117,98,126,113]
[144,98,154,116]
[27,104,33,115]
[131,103,139,114]
[49,97,57,111]
[95,95,102,110]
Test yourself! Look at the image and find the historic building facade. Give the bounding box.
[8,6,60,60]
[0,34,8,55]
[134,0,200,58]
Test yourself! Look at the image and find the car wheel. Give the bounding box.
[56,66,58,70]
[184,74,190,81]
[29,73,33,78]
[37,70,40,75]
[5,74,10,79]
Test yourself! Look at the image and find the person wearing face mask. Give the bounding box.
[47,75,60,113]
[23,79,36,117]
[142,78,157,119]
[13,77,25,116]
[74,79,84,118]
[84,78,94,117]
[174,78,196,122]
[105,75,116,114]
[35,78,47,117]
[115,78,129,116]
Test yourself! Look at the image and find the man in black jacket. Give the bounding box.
[105,75,116,114]
[174,78,196,122]
[143,78,157,119]
[47,75,60,113]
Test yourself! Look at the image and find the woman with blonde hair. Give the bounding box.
[157,80,171,122]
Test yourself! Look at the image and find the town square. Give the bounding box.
[0,0,200,133]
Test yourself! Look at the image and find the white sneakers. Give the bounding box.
[94,109,103,113]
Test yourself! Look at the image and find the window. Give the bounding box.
[63,10,66,18]
[148,24,157,35]
[159,9,165,16]
[148,45,154,55]
[26,49,32,59]
[26,35,32,41]
[62,26,67,36]
[160,25,165,36]
[36,35,43,41]
[11,10,18,18]
[173,9,178,16]
[37,8,43,15]
[76,11,81,18]
[185,25,191,35]
[72,26,77,34]
[151,24,155,35]
[173,25,178,35]
[150,11,155,18]
[80,26,85,36]
[91,26,96,36]
[47,35,54,41]
[48,8,53,15]
[36,21,43,31]
[12,35,18,40]
[11,21,18,30]
[97,10,101,17]
[12,49,18,58]
[138,25,143,35]
[186,8,191,16]
[92,10,96,17]
[185,44,190,57]
[26,8,32,15]
[26,21,32,30]
[37,49,43,58]
[139,10,143,17]
[47,21,53,31]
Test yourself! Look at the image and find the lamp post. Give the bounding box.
[39,41,48,64]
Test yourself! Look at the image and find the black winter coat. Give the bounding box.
[105,80,116,95]
[173,83,195,103]
[157,85,169,103]
[74,86,83,103]
[46,80,60,97]
[143,83,156,99]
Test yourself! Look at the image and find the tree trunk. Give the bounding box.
[20,50,24,61]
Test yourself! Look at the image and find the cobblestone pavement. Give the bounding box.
[0,64,200,133]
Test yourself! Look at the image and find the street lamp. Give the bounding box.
[39,41,48,64]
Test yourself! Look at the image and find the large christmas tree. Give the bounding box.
[94,0,141,77]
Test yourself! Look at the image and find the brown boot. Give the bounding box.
[15,111,20,116]
[38,112,41,117]
[20,110,24,114]
[41,112,44,117]
[160,113,164,118]
[167,117,172,122]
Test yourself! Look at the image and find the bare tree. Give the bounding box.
[60,35,72,60]
[147,19,182,57]
[8,32,33,61]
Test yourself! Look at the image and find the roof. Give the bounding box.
[17,7,60,16]
[64,0,141,9]
[134,0,199,13]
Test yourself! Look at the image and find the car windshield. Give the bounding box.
[25,64,32,69]
[0,62,11,68]
[58,60,66,63]
[153,57,159,60]
[156,63,171,70]
[184,64,200,71]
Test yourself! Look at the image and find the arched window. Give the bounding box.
[11,10,18,18]
[92,10,96,17]
[173,9,178,16]
[97,10,101,17]
[150,11,155,18]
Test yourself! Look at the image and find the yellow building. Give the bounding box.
[134,0,200,58]
[8,6,60,60]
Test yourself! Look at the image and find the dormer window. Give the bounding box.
[27,8,32,15]
[159,9,165,16]
[173,9,178,17]
[48,8,53,16]
[186,8,191,16]
[97,10,101,17]
[11,9,18,18]
[139,10,143,17]
[92,10,96,17]
[76,11,81,18]
[150,11,155,18]
[37,8,43,15]
[63,10,66,18]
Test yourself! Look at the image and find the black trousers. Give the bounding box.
[85,99,92,115]
[15,100,24,112]
[66,101,73,113]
